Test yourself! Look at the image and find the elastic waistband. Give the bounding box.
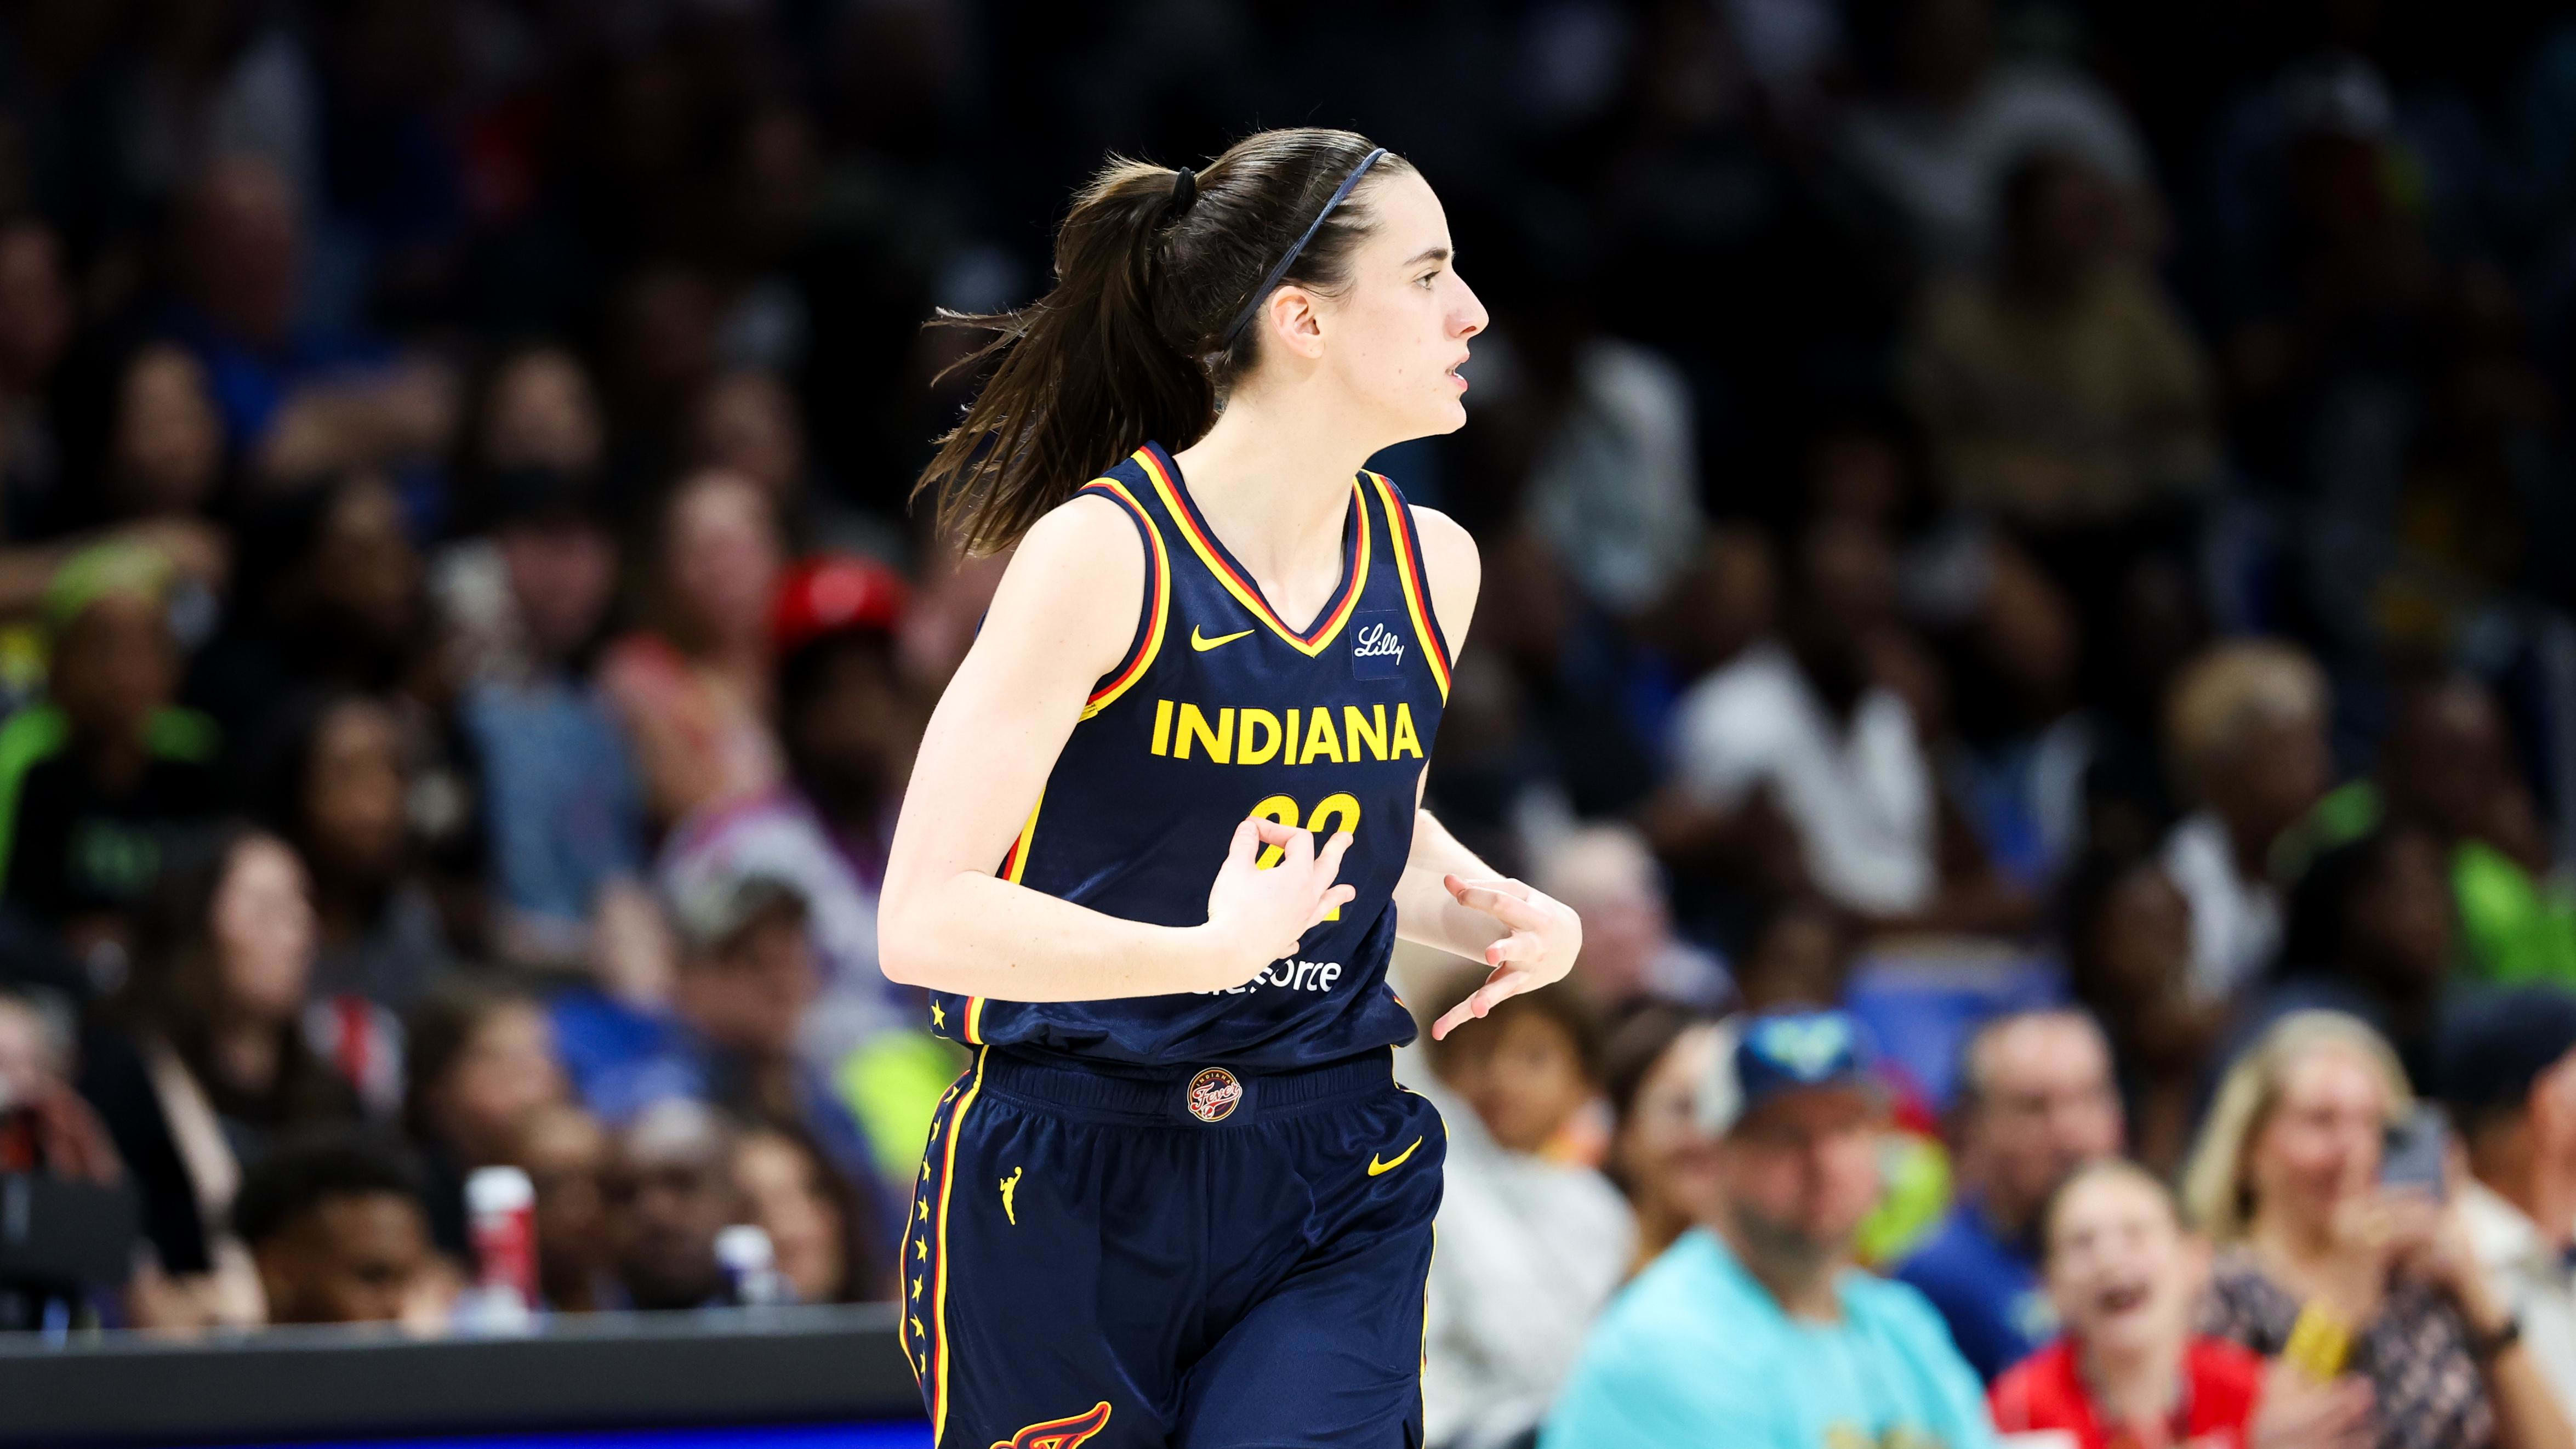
[976,1046,1397,1126]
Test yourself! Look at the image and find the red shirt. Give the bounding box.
[1989,1337,2265,1449]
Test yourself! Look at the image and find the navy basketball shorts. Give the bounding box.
[899,1045,1446,1449]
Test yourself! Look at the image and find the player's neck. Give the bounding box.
[1173,395,1377,584]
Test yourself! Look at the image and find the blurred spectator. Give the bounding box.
[687,368,886,560]
[658,554,944,1183]
[2442,989,2576,1415]
[560,870,883,1211]
[0,218,71,525]
[2062,852,2224,1174]
[1990,1158,2370,1449]
[1545,1010,1990,1446]
[188,469,430,767]
[402,983,566,1260]
[0,984,129,1331]
[1903,150,2218,530]
[1730,893,1858,1012]
[732,1118,880,1305]
[0,542,221,950]
[260,691,452,1010]
[605,1098,741,1312]
[466,346,606,484]
[659,556,903,1012]
[81,827,361,1330]
[511,1101,614,1315]
[455,467,649,967]
[1841,0,2153,269]
[1664,519,1940,922]
[2161,641,2334,1004]
[1422,975,1633,1449]
[1924,532,2090,893]
[2184,1012,2572,1449]
[2247,825,2458,1093]
[1601,1004,1725,1276]
[1899,1008,2125,1382]
[600,469,786,829]
[159,156,452,483]
[232,1131,437,1328]
[2292,678,2576,991]
[1531,824,1730,1013]
[1467,265,1706,618]
[100,343,229,527]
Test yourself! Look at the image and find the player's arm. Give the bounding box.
[1386,505,1582,1038]
[877,496,1355,1002]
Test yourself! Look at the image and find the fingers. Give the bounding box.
[1314,829,1354,884]
[1249,817,1303,848]
[1431,969,1535,1041]
[1484,929,1543,967]
[1446,875,1552,930]
[1227,817,1262,863]
[1306,884,1357,930]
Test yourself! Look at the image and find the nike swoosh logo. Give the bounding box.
[1367,1137,1422,1177]
[1191,626,1255,652]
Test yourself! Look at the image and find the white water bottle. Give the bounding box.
[715,1224,791,1307]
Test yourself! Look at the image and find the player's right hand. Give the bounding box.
[1202,817,1354,988]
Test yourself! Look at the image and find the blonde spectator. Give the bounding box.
[2160,641,2334,1004]
[2184,1012,2572,1449]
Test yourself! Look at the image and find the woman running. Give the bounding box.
[879,126,1582,1449]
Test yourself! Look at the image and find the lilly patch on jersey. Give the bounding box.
[1350,611,1407,680]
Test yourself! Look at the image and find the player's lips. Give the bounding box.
[1446,351,1470,391]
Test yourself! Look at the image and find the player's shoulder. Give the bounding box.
[1018,485,1147,567]
[1394,499,1478,633]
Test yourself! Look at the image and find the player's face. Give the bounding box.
[1315,169,1485,442]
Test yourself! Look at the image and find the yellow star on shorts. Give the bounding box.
[916,1198,929,1221]
[915,1238,927,1262]
[930,1001,947,1028]
[911,1276,922,1301]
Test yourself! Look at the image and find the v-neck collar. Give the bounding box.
[1136,442,1370,655]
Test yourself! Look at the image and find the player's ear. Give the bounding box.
[1263,286,1327,360]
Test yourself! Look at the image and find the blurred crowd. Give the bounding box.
[1,0,2575,1445]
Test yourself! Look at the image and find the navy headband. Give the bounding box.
[1219,147,1389,349]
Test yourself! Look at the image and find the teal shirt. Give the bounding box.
[1543,1229,1997,1449]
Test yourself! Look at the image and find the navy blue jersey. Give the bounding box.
[928,441,1452,1069]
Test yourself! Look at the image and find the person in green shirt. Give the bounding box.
[2279,675,2576,990]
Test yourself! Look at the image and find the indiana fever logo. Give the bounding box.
[993,1401,1113,1449]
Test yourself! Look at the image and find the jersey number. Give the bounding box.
[1247,792,1360,919]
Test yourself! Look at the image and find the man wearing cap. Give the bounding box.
[2446,986,2576,1413]
[1546,1008,1994,1448]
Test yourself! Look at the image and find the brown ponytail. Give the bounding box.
[915,128,1411,555]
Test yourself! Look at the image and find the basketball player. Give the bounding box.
[879,127,1582,1448]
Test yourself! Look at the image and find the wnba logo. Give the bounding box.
[1352,622,1406,663]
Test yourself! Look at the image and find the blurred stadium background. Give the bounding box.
[7,0,2576,1444]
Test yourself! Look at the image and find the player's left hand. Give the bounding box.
[1430,874,1582,1041]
